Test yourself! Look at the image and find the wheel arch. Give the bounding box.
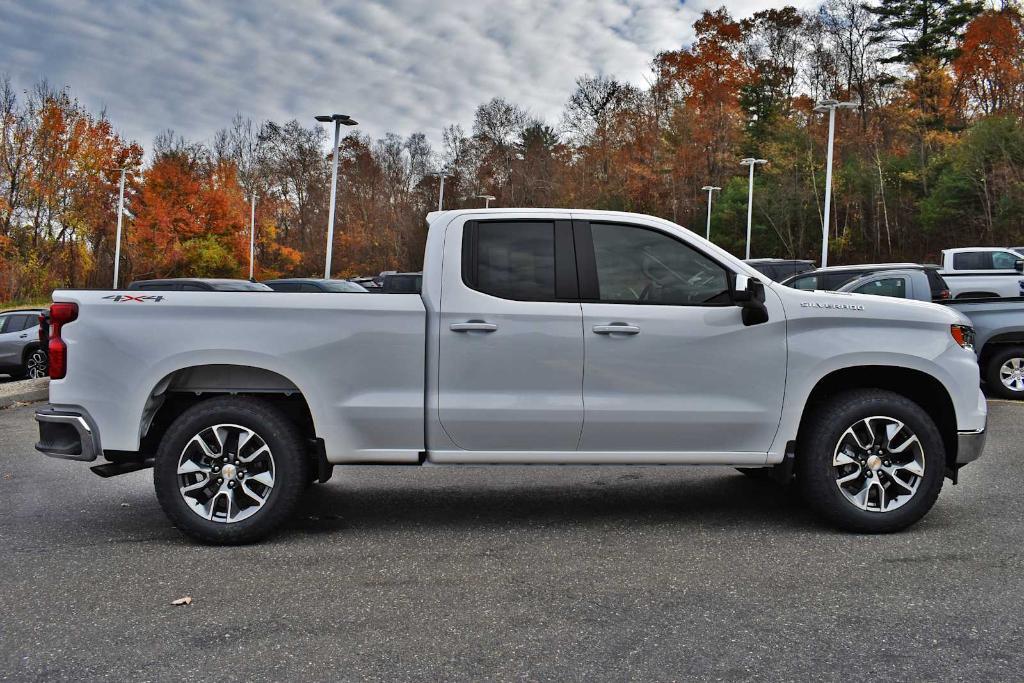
[796,366,959,469]
[133,364,317,461]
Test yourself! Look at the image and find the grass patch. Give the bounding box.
[1,298,50,312]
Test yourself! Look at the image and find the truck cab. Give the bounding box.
[940,247,1024,299]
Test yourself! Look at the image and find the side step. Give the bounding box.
[91,458,153,478]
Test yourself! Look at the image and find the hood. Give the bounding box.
[769,284,971,326]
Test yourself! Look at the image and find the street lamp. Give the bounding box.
[248,193,257,280]
[701,185,721,242]
[476,194,496,208]
[739,158,767,259]
[315,113,358,278]
[813,99,859,268]
[105,166,129,288]
[432,171,449,211]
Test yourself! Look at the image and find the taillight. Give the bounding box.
[48,302,78,379]
[939,289,950,300]
[950,324,975,351]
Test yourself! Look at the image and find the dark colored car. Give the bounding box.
[780,263,951,300]
[379,272,422,293]
[744,259,816,281]
[127,279,274,292]
[0,308,47,379]
[264,278,369,293]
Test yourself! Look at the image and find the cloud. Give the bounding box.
[0,0,821,151]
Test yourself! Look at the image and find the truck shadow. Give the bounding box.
[289,468,822,536]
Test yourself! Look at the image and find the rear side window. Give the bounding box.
[953,252,994,270]
[18,314,38,331]
[464,221,557,301]
[925,269,948,296]
[853,277,907,298]
[822,272,863,290]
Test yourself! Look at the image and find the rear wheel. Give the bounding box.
[153,396,310,544]
[796,390,945,533]
[23,347,47,379]
[984,346,1024,400]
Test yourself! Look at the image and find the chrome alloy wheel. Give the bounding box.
[26,349,47,379]
[999,357,1024,393]
[832,416,925,513]
[176,424,275,523]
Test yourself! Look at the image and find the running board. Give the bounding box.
[90,458,153,478]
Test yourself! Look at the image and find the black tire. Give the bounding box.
[796,389,945,533]
[153,396,310,544]
[983,346,1024,400]
[20,346,48,380]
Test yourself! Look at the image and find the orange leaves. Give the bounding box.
[952,9,1024,117]
[131,154,251,278]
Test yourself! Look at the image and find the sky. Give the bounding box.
[0,0,820,151]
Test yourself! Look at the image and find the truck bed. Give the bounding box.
[48,290,427,462]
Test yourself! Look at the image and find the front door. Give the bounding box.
[573,218,788,456]
[436,218,584,452]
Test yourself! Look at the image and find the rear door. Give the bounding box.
[573,217,787,457]
[0,314,32,367]
[436,218,585,452]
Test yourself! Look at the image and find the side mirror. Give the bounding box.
[1015,259,1023,273]
[733,274,769,326]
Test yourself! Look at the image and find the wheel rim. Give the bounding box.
[176,423,275,524]
[26,349,47,379]
[832,416,925,513]
[998,357,1024,392]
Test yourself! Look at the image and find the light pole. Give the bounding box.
[813,99,858,268]
[476,194,495,208]
[249,193,257,280]
[315,113,358,278]
[739,158,767,259]
[432,171,449,211]
[701,185,721,242]
[106,166,129,288]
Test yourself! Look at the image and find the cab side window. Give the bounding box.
[587,223,729,305]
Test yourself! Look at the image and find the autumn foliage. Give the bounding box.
[3,2,1024,304]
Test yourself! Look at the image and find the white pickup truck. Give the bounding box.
[940,247,1024,299]
[35,209,987,543]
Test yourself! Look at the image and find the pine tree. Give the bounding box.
[867,0,984,66]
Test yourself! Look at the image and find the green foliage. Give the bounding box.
[180,235,240,277]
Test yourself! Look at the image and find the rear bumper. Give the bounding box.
[956,428,986,465]
[35,405,101,462]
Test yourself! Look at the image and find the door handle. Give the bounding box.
[450,321,498,332]
[593,324,640,335]
[18,334,28,338]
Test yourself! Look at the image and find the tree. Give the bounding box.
[952,8,1024,118]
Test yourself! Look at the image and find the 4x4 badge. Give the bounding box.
[103,294,165,302]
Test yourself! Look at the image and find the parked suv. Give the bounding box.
[838,269,952,302]
[0,309,47,379]
[782,263,950,300]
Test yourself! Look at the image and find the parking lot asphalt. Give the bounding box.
[1,401,1023,682]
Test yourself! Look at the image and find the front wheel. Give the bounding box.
[796,390,945,533]
[153,396,310,544]
[984,346,1024,400]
